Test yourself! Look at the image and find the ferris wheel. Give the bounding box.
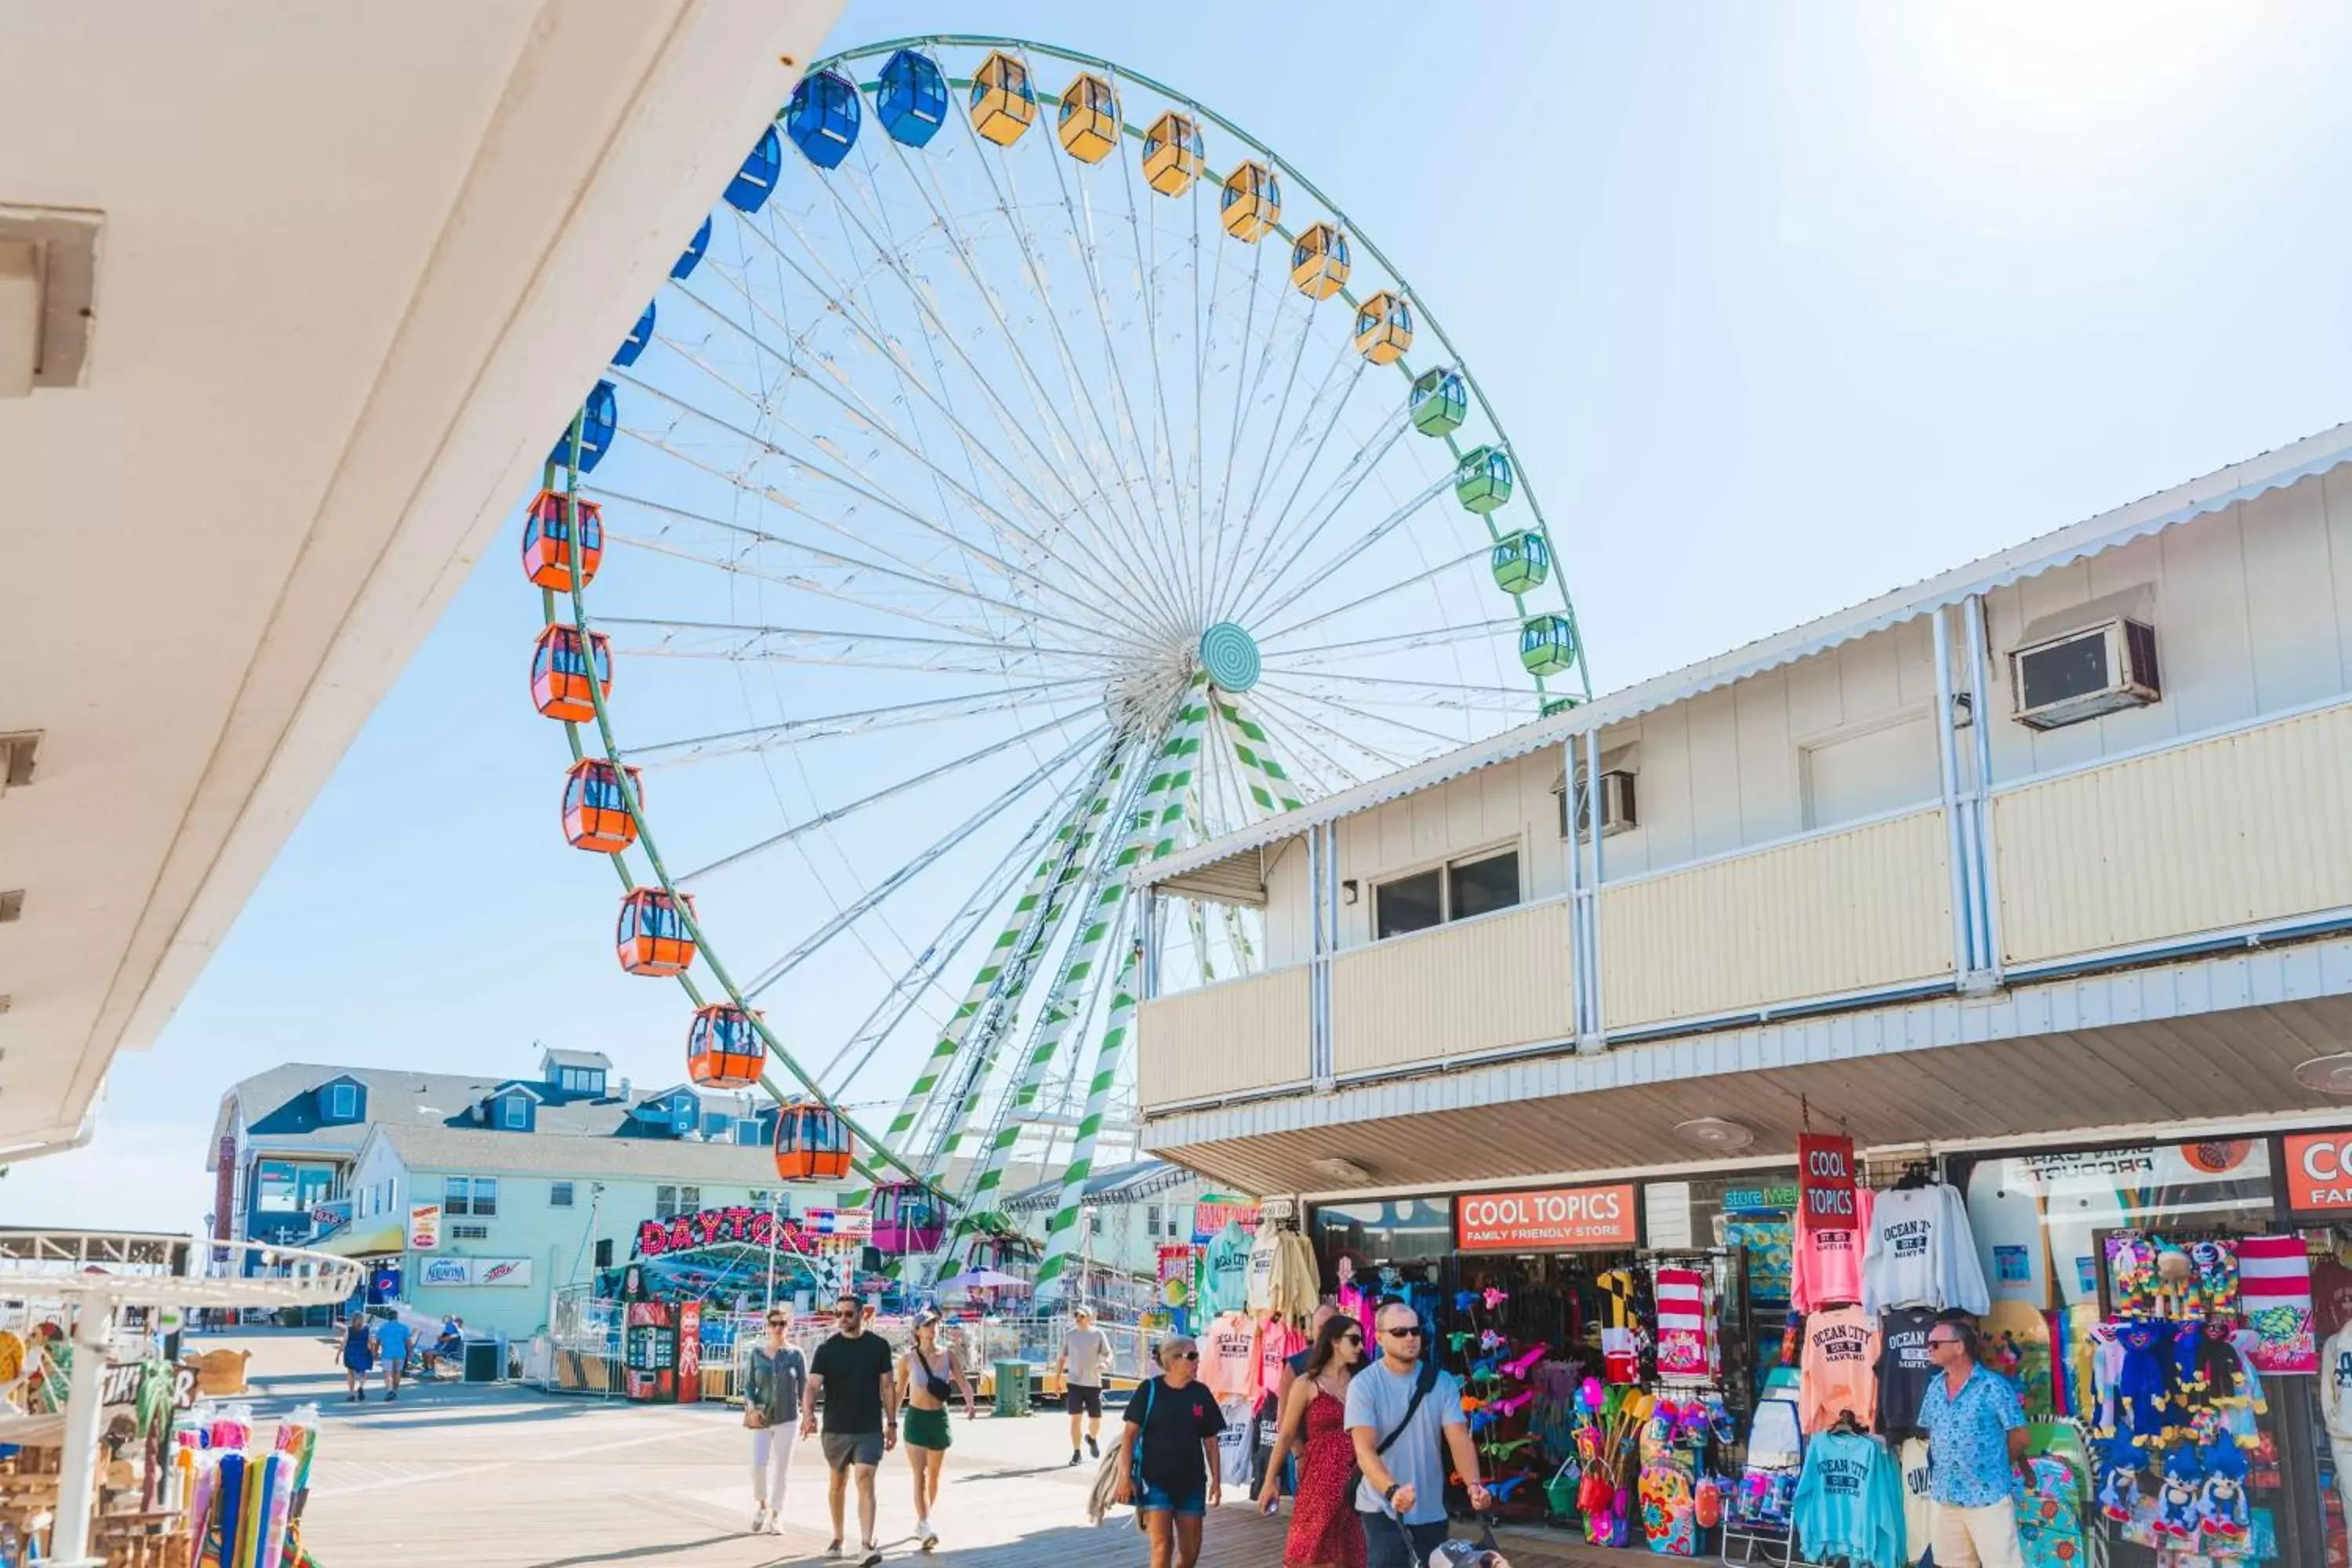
[523,35,1588,1298]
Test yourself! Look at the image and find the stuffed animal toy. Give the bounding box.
[2154,1447,2203,1541]
[2095,1436,2142,1525]
[2196,1443,2250,1548]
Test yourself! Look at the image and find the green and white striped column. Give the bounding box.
[1031,690,1211,1301]
[844,744,1123,1208]
[1212,692,1305,815]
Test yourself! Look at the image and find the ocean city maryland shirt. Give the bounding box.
[1917,1363,2026,1508]
[1794,1185,1875,1313]
[1799,1305,1882,1433]
[1875,1305,1938,1438]
[1791,1428,1905,1568]
[1200,1311,1258,1402]
[1861,1184,1990,1316]
[1199,1221,1254,1316]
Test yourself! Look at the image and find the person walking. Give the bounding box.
[372,1313,414,1402]
[898,1310,975,1551]
[336,1315,373,1404]
[802,1291,898,1566]
[1920,1312,2030,1568]
[744,1306,807,1536]
[1348,1301,1491,1568]
[1054,1305,1111,1466]
[1257,1313,1367,1568]
[1115,1335,1227,1568]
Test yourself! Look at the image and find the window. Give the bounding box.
[501,1097,528,1130]
[450,1223,489,1241]
[445,1177,471,1216]
[749,1189,773,1208]
[1145,1203,1163,1238]
[550,1181,575,1208]
[1799,714,1938,830]
[655,1185,679,1221]
[1374,848,1519,939]
[473,1178,497,1217]
[329,1083,357,1120]
[678,1185,700,1214]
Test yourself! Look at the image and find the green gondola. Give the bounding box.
[1519,613,1577,675]
[1454,444,1514,513]
[1410,367,1465,437]
[1490,530,1550,593]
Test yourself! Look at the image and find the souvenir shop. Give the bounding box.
[1299,1120,2352,1566]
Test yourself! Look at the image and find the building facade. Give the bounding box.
[1134,423,2352,1563]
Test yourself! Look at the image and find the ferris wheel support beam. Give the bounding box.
[947,689,1210,1255]
[1217,378,1403,623]
[1210,692,1306,816]
[1031,683,1214,1303]
[1234,470,1456,632]
[1233,685,1406,785]
[1257,543,1489,645]
[843,737,1127,1208]
[623,677,1102,768]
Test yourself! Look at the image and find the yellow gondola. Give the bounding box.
[1290,222,1351,299]
[969,49,1037,147]
[1220,161,1280,241]
[1353,291,1413,365]
[1057,73,1118,163]
[1142,111,1204,197]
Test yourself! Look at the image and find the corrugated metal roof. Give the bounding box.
[1000,1157,1196,1213]
[1141,420,2352,891]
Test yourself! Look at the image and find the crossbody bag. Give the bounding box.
[1352,1358,1440,1514]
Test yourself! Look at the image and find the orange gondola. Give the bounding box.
[615,887,696,977]
[687,1003,765,1089]
[774,1100,853,1181]
[521,489,603,591]
[561,757,640,853]
[530,624,612,722]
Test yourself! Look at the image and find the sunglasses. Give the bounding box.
[767,1320,789,1329]
[1340,1333,1365,1344]
[1383,1327,1424,1339]
[1169,1349,1200,1360]
[1927,1338,1963,1348]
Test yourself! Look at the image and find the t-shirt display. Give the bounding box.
[1200,1310,1257,1402]
[1874,1305,1937,1439]
[1246,1225,1279,1313]
[1896,1436,1933,1566]
[811,1330,896,1434]
[1255,1318,1305,1403]
[1791,1427,1905,1568]
[1861,1182,1989,1316]
[1799,1305,1882,1433]
[1123,1376,1226,1497]
[1793,1185,1875,1314]
[1199,1220,1254,1316]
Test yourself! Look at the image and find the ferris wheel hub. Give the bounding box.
[1197,621,1261,693]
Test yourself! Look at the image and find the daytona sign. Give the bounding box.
[1457,1184,1638,1251]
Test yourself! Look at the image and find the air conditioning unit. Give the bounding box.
[1562,769,1638,840]
[2010,617,2160,730]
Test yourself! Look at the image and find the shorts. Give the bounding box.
[821,1430,884,1471]
[903,1406,952,1451]
[1139,1481,1207,1518]
[1065,1383,1102,1418]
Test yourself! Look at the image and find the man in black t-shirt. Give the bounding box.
[803,1294,898,1565]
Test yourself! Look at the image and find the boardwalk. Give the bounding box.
[207,1333,1624,1566]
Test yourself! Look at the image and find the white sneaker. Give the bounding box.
[920,1519,938,1546]
[752,1505,768,1535]
[766,1511,786,1536]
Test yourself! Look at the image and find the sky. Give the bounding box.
[15,0,2352,1230]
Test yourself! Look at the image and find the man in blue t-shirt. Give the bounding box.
[372,1315,415,1403]
[1920,1312,2028,1568]
[1348,1301,1490,1568]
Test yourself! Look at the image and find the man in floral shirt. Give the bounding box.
[1920,1312,2029,1568]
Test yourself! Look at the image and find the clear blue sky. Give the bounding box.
[19,0,2352,1228]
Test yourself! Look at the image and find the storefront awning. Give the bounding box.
[316,1225,404,1258]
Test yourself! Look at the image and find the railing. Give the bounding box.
[1993,699,2352,968]
[1330,898,1573,1074]
[1138,964,1311,1110]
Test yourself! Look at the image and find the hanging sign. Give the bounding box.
[1157,1244,1194,1308]
[1798,1134,1858,1232]
[1192,1201,1259,1243]
[419,1257,472,1287]
[408,1203,443,1250]
[2285,1131,2352,1210]
[804,1207,873,1239]
[677,1299,702,1403]
[635,1207,810,1258]
[1456,1184,1638,1251]
[100,1360,197,1411]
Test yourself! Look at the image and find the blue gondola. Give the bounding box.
[670,217,710,281]
[877,48,947,147]
[724,125,783,214]
[612,302,655,368]
[548,380,617,475]
[786,68,862,169]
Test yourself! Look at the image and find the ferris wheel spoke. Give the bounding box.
[1255,683,1483,757]
[954,126,1198,626]
[599,615,1114,673]
[673,707,1108,887]
[1259,666,1540,705]
[786,154,1195,640]
[1257,542,1490,644]
[1218,383,1410,622]
[623,677,1100,767]
[737,720,1114,1001]
[1227,337,1369,572]
[1234,468,1457,630]
[1266,615,1527,666]
[1111,107,1193,613]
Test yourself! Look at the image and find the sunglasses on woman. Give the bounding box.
[1169,1349,1200,1360]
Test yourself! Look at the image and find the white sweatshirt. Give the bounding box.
[2324,1326,2352,1439]
[1861,1183,1990,1316]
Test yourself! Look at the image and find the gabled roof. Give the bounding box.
[1142,418,2352,892]
[361,1122,789,1182]
[488,1081,546,1102]
[209,1062,637,1169]
[540,1047,613,1073]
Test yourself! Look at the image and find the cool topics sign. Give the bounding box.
[2285,1131,2352,1210]
[1799,1134,1859,1233]
[1456,1184,1638,1251]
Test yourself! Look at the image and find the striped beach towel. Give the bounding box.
[2239,1233,2317,1374]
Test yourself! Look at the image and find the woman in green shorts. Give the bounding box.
[897,1311,975,1551]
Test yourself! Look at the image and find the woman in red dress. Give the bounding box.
[1257,1313,1368,1568]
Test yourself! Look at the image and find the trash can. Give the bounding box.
[463,1339,502,1383]
[992,1359,1031,1416]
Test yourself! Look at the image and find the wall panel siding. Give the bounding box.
[1598,807,1955,1030]
[1138,966,1311,1109]
[1330,900,1574,1075]
[1994,702,2352,966]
